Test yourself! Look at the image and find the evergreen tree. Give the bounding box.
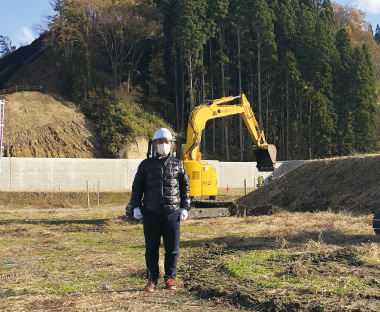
[308,2,336,157]
[172,0,208,110]
[229,0,249,160]
[351,45,377,152]
[283,52,303,159]
[272,0,297,159]
[375,24,380,44]
[310,91,336,158]
[333,28,355,155]
[249,0,277,129]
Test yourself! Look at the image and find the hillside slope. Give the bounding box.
[0,36,47,89]
[237,155,380,215]
[2,91,103,158]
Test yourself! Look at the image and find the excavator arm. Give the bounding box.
[184,94,276,171]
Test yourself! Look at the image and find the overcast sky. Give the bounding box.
[0,0,379,48]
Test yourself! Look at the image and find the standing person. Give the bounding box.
[257,175,264,187]
[129,128,190,292]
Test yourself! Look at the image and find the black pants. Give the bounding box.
[143,209,180,283]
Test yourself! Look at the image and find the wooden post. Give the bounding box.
[244,179,247,195]
[97,179,100,208]
[86,180,90,210]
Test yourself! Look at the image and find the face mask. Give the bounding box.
[156,143,171,156]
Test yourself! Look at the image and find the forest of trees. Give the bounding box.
[6,0,380,160]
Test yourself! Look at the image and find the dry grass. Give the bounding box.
[0,206,379,311]
[0,208,246,312]
[237,155,380,216]
[0,188,246,210]
[0,192,131,209]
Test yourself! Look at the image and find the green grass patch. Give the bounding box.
[227,250,296,288]
[45,281,95,294]
[180,239,207,248]
[122,277,146,287]
[328,277,370,294]
[226,248,376,294]
[0,237,38,248]
[301,275,373,295]
[183,225,216,233]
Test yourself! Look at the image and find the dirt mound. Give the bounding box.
[237,155,380,215]
[2,91,103,158]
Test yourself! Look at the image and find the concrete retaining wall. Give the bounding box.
[0,158,128,192]
[0,157,307,192]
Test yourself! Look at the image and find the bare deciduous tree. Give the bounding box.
[0,35,16,57]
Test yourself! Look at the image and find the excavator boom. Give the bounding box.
[184,94,276,171]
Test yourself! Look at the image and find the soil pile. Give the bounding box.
[2,91,103,158]
[237,155,380,215]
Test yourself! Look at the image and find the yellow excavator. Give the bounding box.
[145,94,276,217]
[179,94,276,199]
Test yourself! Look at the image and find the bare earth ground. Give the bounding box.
[0,204,379,312]
[2,91,103,158]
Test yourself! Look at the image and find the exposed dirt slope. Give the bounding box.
[2,91,103,158]
[237,155,380,215]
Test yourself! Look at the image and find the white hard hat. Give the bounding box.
[153,128,173,141]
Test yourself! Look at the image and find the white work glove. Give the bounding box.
[133,208,143,220]
[180,209,188,221]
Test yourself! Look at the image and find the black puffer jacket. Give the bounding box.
[130,155,190,215]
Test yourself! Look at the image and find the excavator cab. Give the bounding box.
[254,144,277,171]
[172,136,187,160]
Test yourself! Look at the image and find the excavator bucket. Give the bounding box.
[254,144,277,172]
